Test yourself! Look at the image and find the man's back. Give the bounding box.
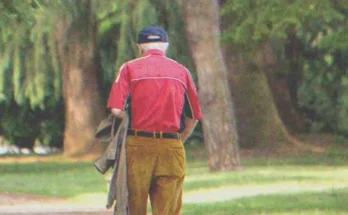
[108,49,201,132]
[127,49,189,132]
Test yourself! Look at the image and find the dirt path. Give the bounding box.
[0,192,111,215]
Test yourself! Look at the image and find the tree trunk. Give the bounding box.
[266,30,308,133]
[56,0,105,155]
[225,42,301,154]
[183,0,241,171]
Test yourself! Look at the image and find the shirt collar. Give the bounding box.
[143,49,165,57]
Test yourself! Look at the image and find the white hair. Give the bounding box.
[139,42,169,53]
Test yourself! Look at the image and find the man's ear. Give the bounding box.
[137,44,143,56]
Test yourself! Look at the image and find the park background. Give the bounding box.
[0,0,348,214]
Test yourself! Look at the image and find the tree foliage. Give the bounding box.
[0,0,195,149]
[0,0,64,147]
[222,0,346,48]
[2,0,347,152]
[222,0,348,137]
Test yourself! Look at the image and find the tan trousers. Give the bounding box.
[126,135,186,215]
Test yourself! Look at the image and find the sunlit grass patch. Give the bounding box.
[241,148,348,166]
[184,161,348,192]
[182,188,348,215]
[183,182,347,204]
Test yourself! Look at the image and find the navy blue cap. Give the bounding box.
[137,25,168,44]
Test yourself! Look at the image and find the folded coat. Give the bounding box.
[94,114,130,215]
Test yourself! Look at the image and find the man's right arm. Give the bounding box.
[181,69,202,143]
[181,118,198,143]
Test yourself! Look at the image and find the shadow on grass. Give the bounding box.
[182,188,348,215]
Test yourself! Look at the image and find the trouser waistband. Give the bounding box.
[128,130,181,139]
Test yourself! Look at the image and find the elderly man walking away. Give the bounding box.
[107,25,202,215]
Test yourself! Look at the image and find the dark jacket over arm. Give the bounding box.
[94,114,130,215]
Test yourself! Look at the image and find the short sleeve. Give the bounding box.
[185,69,202,119]
[107,63,130,109]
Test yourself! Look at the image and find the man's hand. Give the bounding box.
[181,118,198,143]
[111,108,125,118]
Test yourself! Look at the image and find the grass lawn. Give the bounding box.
[0,148,347,214]
[182,188,348,215]
[0,161,106,197]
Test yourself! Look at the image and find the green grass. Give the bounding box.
[1,150,348,214]
[183,165,348,192]
[182,188,348,215]
[0,161,106,197]
[183,149,348,192]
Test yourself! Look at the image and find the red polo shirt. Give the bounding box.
[107,49,202,132]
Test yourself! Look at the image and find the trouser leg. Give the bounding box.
[167,176,184,215]
[126,136,156,215]
[150,140,186,215]
[150,175,184,215]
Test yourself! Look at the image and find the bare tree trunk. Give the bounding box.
[183,0,241,171]
[56,0,105,155]
[224,41,302,155]
[266,30,308,133]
